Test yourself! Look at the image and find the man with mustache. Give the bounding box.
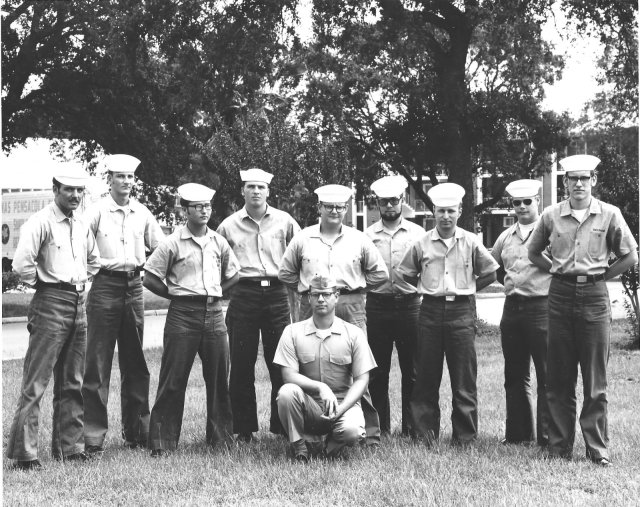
[365,175,426,436]
[7,164,101,470]
[491,179,551,447]
[528,155,638,467]
[144,183,239,456]
[82,154,164,456]
[398,183,498,446]
[274,274,377,462]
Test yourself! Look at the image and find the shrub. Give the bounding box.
[2,271,21,293]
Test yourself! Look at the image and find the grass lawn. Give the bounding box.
[2,287,170,318]
[3,320,640,505]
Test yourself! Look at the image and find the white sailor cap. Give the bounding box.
[314,184,353,203]
[505,179,542,198]
[559,154,600,174]
[103,154,141,174]
[177,183,215,202]
[428,182,465,207]
[240,168,273,184]
[370,175,408,198]
[309,273,338,291]
[54,163,89,187]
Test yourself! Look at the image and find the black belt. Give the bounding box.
[423,294,470,303]
[553,273,606,284]
[171,295,220,303]
[238,277,281,287]
[368,292,420,301]
[506,294,548,302]
[338,288,363,295]
[98,267,143,279]
[36,281,85,293]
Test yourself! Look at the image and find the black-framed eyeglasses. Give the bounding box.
[321,204,347,213]
[309,291,338,300]
[377,197,401,206]
[512,199,533,207]
[188,203,212,211]
[566,175,592,184]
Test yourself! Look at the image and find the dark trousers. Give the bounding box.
[411,296,478,444]
[6,287,87,461]
[148,299,233,450]
[226,281,290,435]
[547,278,611,460]
[83,273,150,447]
[365,294,420,435]
[300,292,381,444]
[500,295,550,445]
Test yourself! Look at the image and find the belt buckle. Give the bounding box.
[206,296,215,304]
[127,270,136,280]
[576,275,587,283]
[261,280,270,287]
[445,295,455,302]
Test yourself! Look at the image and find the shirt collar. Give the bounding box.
[303,318,343,338]
[107,193,136,212]
[372,218,408,233]
[430,227,464,241]
[52,202,73,222]
[560,198,601,217]
[179,225,214,241]
[240,204,271,221]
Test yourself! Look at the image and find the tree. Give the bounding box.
[2,0,298,207]
[295,0,635,229]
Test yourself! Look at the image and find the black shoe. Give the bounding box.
[294,453,309,463]
[592,457,613,468]
[13,459,43,471]
[150,449,167,458]
[236,432,253,443]
[65,451,89,462]
[86,445,104,457]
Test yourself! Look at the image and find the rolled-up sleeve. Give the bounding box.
[361,236,389,289]
[609,208,638,257]
[397,241,422,279]
[278,237,302,288]
[144,239,172,281]
[473,238,499,277]
[220,237,240,281]
[528,213,551,258]
[273,325,299,370]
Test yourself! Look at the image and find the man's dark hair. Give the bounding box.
[180,198,190,207]
[52,178,61,189]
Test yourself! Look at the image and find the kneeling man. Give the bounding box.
[274,274,377,462]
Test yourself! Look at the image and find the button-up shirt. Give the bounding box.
[278,224,389,292]
[144,225,239,297]
[12,202,101,287]
[491,220,551,297]
[85,194,164,271]
[528,198,638,275]
[273,317,377,403]
[397,227,498,296]
[366,218,427,295]
[216,205,300,279]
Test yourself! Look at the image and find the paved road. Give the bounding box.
[2,281,629,361]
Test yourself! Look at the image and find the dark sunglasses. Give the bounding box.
[512,199,533,207]
[377,197,401,206]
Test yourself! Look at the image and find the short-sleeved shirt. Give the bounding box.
[85,194,164,271]
[12,202,101,287]
[216,205,300,279]
[528,198,638,276]
[278,224,389,292]
[273,317,377,402]
[144,225,239,297]
[491,220,551,297]
[366,218,427,295]
[397,227,498,296]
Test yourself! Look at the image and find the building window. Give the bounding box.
[503,217,515,227]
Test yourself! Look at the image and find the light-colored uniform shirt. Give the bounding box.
[366,218,427,295]
[85,194,164,271]
[491,220,551,297]
[216,205,300,278]
[528,198,638,275]
[13,202,101,287]
[273,316,377,403]
[278,224,389,292]
[144,226,239,297]
[398,227,498,296]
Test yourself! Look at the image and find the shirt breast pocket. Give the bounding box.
[299,352,316,364]
[550,231,574,257]
[96,231,116,258]
[456,260,472,289]
[133,230,145,260]
[422,260,439,290]
[588,231,605,260]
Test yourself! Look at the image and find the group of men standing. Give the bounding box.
[6,153,636,471]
